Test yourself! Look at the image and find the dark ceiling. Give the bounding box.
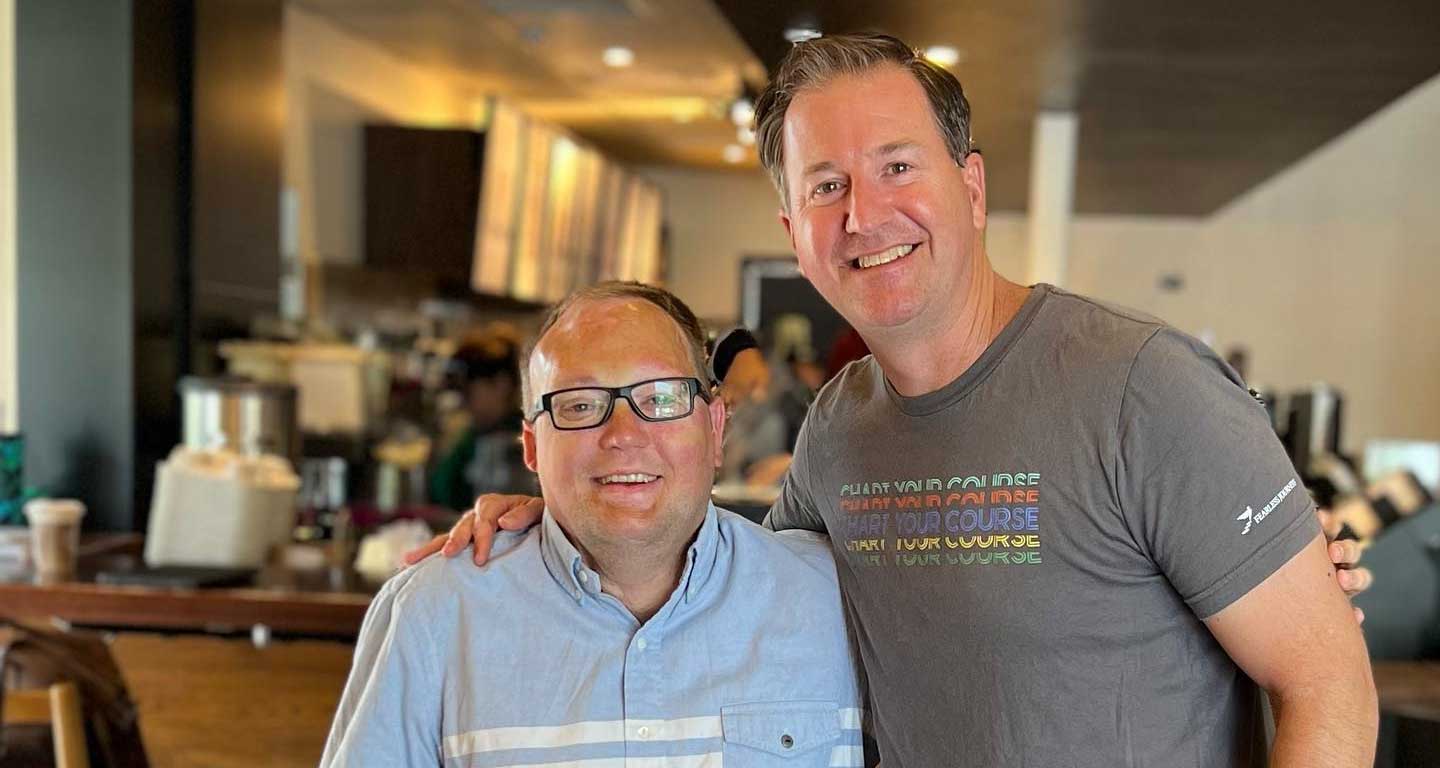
[712,0,1440,215]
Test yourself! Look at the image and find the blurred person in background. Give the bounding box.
[429,329,534,509]
[712,328,792,487]
[711,323,823,488]
[825,324,870,382]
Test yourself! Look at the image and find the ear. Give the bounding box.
[961,152,988,231]
[706,391,728,470]
[522,420,539,472]
[778,207,805,276]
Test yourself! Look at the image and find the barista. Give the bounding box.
[429,331,534,509]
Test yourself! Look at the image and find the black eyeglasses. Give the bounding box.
[530,377,714,431]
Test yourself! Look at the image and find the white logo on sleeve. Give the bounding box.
[1238,478,1299,535]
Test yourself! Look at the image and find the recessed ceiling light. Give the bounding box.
[729,98,755,128]
[784,27,822,44]
[602,46,634,68]
[923,45,963,68]
[736,126,756,146]
[723,144,746,164]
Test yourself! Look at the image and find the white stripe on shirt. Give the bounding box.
[481,754,723,768]
[444,708,866,760]
[444,715,720,759]
[830,744,865,766]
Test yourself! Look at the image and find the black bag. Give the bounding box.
[0,619,150,768]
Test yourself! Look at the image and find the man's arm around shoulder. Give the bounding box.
[1205,533,1378,766]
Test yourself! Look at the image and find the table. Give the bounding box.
[0,534,375,639]
[1373,661,1440,768]
[1375,661,1440,721]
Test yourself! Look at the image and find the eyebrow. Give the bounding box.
[800,140,921,179]
[874,140,920,157]
[801,160,838,179]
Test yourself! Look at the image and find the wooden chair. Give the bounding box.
[2,681,91,768]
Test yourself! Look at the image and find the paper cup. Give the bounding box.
[23,498,86,579]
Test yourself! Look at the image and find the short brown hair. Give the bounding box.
[754,33,975,208]
[520,282,711,416]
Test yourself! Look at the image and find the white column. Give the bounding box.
[1024,111,1078,287]
[0,0,16,431]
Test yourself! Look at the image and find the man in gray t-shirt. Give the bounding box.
[738,35,1372,766]
[770,284,1316,764]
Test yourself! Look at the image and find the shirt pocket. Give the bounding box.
[721,700,840,766]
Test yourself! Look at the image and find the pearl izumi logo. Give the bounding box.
[1237,478,1299,535]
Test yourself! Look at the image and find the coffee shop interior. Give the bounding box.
[1,0,1439,766]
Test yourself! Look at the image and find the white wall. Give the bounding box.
[0,0,15,432]
[640,166,793,322]
[284,7,475,267]
[1184,73,1440,450]
[1061,76,1440,451]
[1065,216,1207,326]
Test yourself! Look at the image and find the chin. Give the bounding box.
[847,295,926,332]
[588,502,661,527]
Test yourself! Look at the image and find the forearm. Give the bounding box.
[1267,672,1378,767]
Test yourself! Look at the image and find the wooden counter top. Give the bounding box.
[0,534,374,638]
[1375,660,1440,723]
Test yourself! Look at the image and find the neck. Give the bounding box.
[577,525,699,623]
[867,258,1032,397]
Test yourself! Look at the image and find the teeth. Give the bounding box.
[857,243,915,269]
[600,473,658,484]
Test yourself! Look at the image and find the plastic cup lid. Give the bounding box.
[23,498,87,525]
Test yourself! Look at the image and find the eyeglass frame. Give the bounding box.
[527,376,717,431]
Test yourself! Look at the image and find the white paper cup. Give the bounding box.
[23,498,86,579]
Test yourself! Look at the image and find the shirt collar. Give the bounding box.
[538,502,723,607]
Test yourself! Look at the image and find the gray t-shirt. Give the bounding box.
[769,284,1318,767]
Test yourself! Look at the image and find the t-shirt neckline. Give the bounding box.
[883,283,1053,417]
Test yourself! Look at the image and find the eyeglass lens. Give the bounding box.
[549,378,696,429]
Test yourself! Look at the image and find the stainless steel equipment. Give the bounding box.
[179,377,300,463]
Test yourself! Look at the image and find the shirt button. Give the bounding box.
[636,726,650,740]
[636,637,648,651]
[578,571,589,584]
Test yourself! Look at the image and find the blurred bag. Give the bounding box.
[0,619,150,768]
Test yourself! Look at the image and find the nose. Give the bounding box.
[598,397,651,450]
[845,177,886,235]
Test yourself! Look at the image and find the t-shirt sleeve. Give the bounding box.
[1116,328,1320,619]
[763,415,828,533]
[320,575,444,766]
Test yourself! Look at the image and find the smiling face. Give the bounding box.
[779,64,989,339]
[522,298,726,558]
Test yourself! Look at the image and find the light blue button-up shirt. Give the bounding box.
[322,503,866,767]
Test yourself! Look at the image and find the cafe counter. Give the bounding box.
[0,534,374,640]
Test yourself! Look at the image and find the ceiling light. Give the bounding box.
[923,45,963,68]
[729,98,755,128]
[784,27,822,44]
[723,144,746,164]
[602,46,634,68]
[736,126,756,146]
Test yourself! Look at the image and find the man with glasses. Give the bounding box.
[410,33,1377,767]
[322,282,866,767]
